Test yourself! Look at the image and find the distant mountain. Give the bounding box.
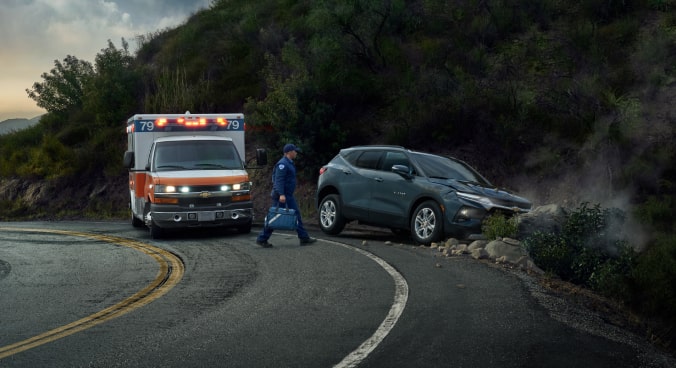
[0,115,41,135]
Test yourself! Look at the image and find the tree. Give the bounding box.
[83,39,140,126]
[26,55,94,117]
[80,39,141,176]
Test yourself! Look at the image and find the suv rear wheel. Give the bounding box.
[411,200,443,245]
[318,194,346,235]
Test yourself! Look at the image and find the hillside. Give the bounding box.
[0,0,675,353]
[0,116,41,135]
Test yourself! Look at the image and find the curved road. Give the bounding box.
[0,221,673,367]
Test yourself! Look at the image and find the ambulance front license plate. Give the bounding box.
[198,212,215,221]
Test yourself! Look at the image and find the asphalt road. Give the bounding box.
[0,221,673,368]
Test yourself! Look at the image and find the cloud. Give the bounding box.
[0,0,211,121]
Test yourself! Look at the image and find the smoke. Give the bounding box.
[508,112,669,253]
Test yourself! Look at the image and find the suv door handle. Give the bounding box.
[374,177,383,182]
[342,169,351,175]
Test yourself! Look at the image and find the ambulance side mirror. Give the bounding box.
[256,148,267,166]
[123,151,134,169]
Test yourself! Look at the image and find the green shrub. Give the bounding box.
[563,202,606,247]
[635,194,675,232]
[589,242,636,300]
[525,202,676,347]
[0,125,43,177]
[524,202,630,287]
[0,199,31,220]
[571,245,604,285]
[631,235,676,322]
[648,0,675,12]
[481,213,519,240]
[522,231,575,280]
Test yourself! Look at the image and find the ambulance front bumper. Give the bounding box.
[148,208,253,229]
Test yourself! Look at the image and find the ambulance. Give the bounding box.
[122,112,266,239]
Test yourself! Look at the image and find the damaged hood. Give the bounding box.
[429,177,532,211]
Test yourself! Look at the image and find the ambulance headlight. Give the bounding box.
[222,182,251,191]
[155,185,176,193]
[233,182,251,191]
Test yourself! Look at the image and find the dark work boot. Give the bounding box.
[256,240,273,248]
[299,237,317,246]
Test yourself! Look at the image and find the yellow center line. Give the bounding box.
[0,227,185,359]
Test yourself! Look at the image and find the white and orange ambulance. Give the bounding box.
[123,112,266,239]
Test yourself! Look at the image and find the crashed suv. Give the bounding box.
[315,145,532,244]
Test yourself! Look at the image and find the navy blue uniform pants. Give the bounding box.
[257,194,310,241]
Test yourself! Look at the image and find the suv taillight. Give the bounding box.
[319,166,327,175]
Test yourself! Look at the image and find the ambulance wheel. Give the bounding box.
[149,221,164,239]
[131,213,144,228]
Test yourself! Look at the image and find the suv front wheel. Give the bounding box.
[411,200,443,245]
[318,194,346,235]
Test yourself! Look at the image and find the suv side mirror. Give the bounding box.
[392,164,413,179]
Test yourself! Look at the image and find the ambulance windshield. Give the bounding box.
[153,140,243,171]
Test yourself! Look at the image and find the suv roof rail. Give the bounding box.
[345,145,406,149]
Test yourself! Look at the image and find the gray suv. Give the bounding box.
[315,145,532,244]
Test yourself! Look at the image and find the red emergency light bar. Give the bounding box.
[154,117,229,127]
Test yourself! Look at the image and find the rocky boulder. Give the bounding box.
[516,204,569,239]
[433,237,544,274]
[485,237,529,263]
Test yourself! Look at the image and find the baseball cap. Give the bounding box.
[283,143,302,153]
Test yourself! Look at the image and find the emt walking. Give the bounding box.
[256,143,317,247]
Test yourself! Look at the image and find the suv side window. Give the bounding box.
[380,151,410,172]
[342,150,361,165]
[354,150,382,170]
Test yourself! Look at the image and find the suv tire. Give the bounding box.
[318,194,346,235]
[411,200,443,245]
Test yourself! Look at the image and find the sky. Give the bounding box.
[0,0,212,122]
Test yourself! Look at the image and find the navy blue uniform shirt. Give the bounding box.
[272,156,297,197]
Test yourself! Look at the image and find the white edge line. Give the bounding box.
[326,240,410,368]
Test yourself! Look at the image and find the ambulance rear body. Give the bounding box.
[123,113,256,238]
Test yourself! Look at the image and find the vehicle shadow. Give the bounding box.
[325,224,415,245]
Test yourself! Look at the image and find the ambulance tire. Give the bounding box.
[149,220,164,239]
[131,213,144,228]
[140,202,163,239]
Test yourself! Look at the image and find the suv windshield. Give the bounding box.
[411,152,491,185]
